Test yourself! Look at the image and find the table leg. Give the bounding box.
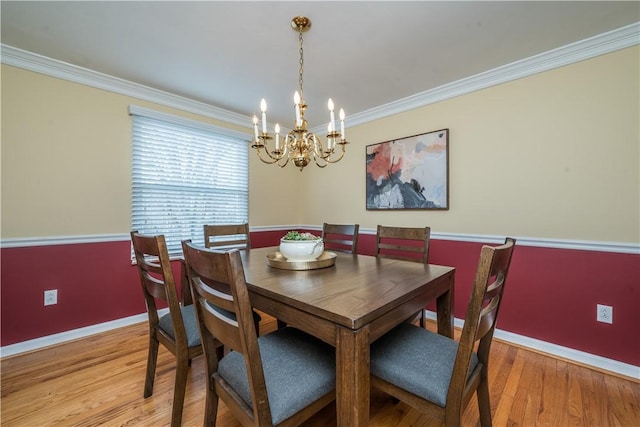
[336,325,370,427]
[436,272,455,338]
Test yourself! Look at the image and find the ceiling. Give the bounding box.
[2,1,639,129]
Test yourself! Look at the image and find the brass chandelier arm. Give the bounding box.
[323,144,348,164]
[253,147,280,164]
[252,133,290,166]
[314,141,348,166]
[254,146,291,168]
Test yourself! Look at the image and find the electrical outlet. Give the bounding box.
[44,289,58,306]
[596,304,612,324]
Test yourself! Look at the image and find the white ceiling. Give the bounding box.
[2,1,639,129]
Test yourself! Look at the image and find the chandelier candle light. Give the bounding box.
[251,16,348,171]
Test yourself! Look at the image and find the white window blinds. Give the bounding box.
[130,106,249,257]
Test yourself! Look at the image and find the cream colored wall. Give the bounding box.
[248,149,302,227]
[3,46,638,242]
[300,46,640,243]
[1,64,300,238]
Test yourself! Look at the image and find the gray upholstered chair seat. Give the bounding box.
[158,305,201,347]
[371,323,479,407]
[218,327,336,425]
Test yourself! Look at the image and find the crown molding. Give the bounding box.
[3,23,638,133]
[342,22,640,129]
[128,104,250,140]
[0,44,250,128]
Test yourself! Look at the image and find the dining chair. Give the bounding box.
[202,223,262,335]
[322,222,359,254]
[375,225,431,326]
[131,231,217,427]
[375,225,430,263]
[181,241,336,426]
[370,238,516,427]
[204,223,251,250]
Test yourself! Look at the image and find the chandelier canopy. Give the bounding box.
[251,16,348,171]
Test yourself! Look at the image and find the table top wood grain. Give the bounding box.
[241,247,454,330]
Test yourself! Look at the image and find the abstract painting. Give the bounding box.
[366,129,449,210]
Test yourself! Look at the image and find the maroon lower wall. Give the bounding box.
[1,230,638,367]
[357,234,640,366]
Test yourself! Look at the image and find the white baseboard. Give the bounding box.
[424,311,640,380]
[0,309,168,358]
[3,308,637,381]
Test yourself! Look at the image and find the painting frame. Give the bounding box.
[366,129,449,211]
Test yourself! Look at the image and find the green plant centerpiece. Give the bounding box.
[282,231,321,241]
[279,231,324,261]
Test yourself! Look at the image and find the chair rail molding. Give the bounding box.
[2,228,639,254]
[0,233,130,248]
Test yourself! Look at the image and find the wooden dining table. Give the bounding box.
[234,246,456,427]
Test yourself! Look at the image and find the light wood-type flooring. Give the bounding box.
[2,313,639,426]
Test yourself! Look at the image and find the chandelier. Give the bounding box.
[251,16,348,171]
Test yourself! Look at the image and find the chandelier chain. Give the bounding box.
[298,30,304,99]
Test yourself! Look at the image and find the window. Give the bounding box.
[130,105,249,257]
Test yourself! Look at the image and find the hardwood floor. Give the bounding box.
[2,313,639,426]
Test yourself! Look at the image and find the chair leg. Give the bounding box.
[171,357,189,427]
[144,336,159,398]
[419,309,426,328]
[204,384,220,426]
[477,377,493,427]
[254,317,261,337]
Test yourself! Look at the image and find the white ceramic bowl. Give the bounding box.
[279,238,324,262]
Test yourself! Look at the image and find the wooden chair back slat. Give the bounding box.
[476,295,500,340]
[322,223,359,254]
[377,243,425,253]
[131,232,183,331]
[143,274,169,301]
[199,293,244,353]
[204,223,251,250]
[375,225,431,264]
